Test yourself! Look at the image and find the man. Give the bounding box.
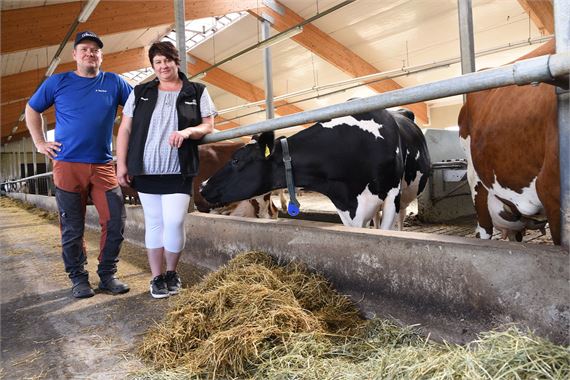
[25,31,132,298]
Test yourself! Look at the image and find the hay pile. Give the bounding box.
[137,251,570,380]
[256,321,570,379]
[139,251,363,378]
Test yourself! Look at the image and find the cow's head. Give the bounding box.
[200,132,275,205]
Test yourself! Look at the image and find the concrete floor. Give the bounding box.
[0,196,207,379]
[2,191,566,380]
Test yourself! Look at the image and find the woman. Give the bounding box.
[116,41,215,299]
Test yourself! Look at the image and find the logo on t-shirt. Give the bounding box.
[95,89,108,93]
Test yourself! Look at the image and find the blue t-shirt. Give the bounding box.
[28,71,132,163]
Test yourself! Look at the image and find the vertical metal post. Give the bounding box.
[42,115,52,196]
[17,142,21,179]
[32,141,38,194]
[554,0,570,249]
[261,19,275,120]
[22,138,28,178]
[174,0,192,210]
[0,144,5,184]
[175,0,187,75]
[457,0,476,75]
[12,150,17,180]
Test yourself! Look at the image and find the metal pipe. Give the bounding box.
[32,141,38,195]
[217,35,552,117]
[261,20,275,120]
[17,142,22,179]
[4,172,53,184]
[12,151,17,180]
[22,139,28,178]
[41,114,51,196]
[554,0,570,249]
[201,52,570,143]
[457,0,476,74]
[1,144,6,182]
[175,0,187,75]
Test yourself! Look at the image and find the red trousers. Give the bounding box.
[52,161,125,282]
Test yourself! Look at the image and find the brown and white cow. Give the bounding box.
[458,40,560,244]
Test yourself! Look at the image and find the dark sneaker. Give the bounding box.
[165,271,182,295]
[98,276,130,294]
[72,281,95,299]
[150,275,169,299]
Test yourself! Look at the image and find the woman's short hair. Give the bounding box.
[148,41,180,66]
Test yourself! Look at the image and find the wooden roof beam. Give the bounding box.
[2,48,148,106]
[1,0,261,54]
[1,47,149,141]
[2,49,307,143]
[187,53,304,117]
[248,1,429,124]
[517,0,554,35]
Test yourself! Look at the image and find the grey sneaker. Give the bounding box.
[164,271,182,295]
[149,274,169,299]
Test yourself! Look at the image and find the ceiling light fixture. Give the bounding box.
[78,0,100,23]
[257,26,303,49]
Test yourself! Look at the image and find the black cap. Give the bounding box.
[74,31,103,48]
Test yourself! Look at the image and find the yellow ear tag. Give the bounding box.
[265,146,271,158]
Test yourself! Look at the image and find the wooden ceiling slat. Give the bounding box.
[1,0,261,54]
[517,0,554,35]
[2,48,147,105]
[2,46,305,142]
[248,1,429,124]
[1,47,149,141]
[187,53,304,116]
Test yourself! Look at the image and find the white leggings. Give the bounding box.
[138,192,191,253]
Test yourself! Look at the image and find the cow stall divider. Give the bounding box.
[3,36,569,347]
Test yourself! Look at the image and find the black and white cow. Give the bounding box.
[200,108,430,230]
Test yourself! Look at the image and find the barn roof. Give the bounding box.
[1,0,553,143]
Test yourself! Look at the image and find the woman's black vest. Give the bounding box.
[126,71,205,179]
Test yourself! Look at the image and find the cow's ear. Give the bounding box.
[258,131,275,158]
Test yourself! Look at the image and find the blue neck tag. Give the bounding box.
[287,202,300,216]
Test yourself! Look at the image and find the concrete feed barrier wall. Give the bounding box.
[10,193,569,345]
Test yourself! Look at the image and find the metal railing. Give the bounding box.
[201,52,569,143]
[2,172,54,196]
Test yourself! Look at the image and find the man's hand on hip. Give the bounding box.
[36,141,62,159]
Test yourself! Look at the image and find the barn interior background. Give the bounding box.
[1,0,568,349]
[1,0,560,230]
[0,0,552,154]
